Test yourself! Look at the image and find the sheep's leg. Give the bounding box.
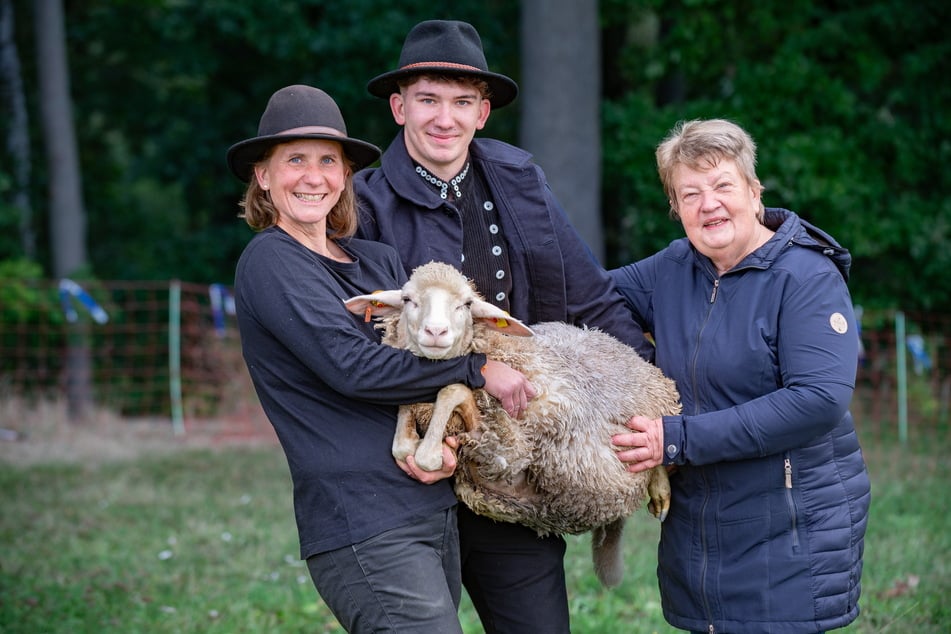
[414,384,480,472]
[392,405,421,463]
[647,465,671,522]
[591,518,626,587]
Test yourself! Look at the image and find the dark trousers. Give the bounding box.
[307,507,462,633]
[459,505,570,633]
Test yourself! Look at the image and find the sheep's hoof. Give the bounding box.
[648,497,669,522]
[413,449,445,472]
[392,440,418,463]
[647,466,671,522]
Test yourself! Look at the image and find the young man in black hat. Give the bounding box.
[355,19,652,633]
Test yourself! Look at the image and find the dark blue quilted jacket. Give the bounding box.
[611,208,871,633]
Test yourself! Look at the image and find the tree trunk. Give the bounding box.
[34,0,92,420]
[0,0,34,258]
[519,0,603,261]
[35,0,86,276]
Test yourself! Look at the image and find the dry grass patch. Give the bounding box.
[0,396,271,468]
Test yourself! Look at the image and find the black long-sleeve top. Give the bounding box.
[235,227,486,558]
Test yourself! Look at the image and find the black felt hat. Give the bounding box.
[367,20,518,108]
[227,85,381,182]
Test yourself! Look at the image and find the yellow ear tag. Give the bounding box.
[495,318,509,328]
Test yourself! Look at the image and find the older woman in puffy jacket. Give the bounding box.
[610,118,871,634]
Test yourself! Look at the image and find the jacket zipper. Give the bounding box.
[690,278,719,412]
[784,454,800,549]
[709,278,720,303]
[698,276,720,633]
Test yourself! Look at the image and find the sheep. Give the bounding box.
[344,261,681,587]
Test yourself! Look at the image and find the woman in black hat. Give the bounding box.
[229,84,534,633]
[355,20,653,634]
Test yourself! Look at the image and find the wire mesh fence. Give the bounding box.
[853,309,950,444]
[1,279,259,436]
[1,279,949,445]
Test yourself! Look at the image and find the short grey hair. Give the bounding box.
[656,118,765,221]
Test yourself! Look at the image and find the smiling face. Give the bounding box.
[254,138,349,242]
[671,158,767,274]
[390,76,491,181]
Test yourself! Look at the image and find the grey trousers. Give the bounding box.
[306,506,463,633]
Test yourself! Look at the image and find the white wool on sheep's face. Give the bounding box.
[401,285,476,359]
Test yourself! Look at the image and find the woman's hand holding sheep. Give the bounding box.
[612,415,665,473]
[481,359,537,419]
[399,436,460,484]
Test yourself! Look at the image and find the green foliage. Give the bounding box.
[10,0,520,285]
[601,95,683,264]
[602,0,951,310]
[0,259,49,323]
[6,0,948,308]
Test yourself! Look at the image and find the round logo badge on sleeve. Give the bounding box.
[830,312,848,334]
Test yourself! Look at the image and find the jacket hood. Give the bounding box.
[764,208,852,282]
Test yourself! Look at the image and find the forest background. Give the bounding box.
[1,0,949,313]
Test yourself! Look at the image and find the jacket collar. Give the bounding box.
[379,132,538,209]
[686,208,852,282]
[379,132,448,210]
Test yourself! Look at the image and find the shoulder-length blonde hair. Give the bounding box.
[656,118,765,221]
[237,145,359,239]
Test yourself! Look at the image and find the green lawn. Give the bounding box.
[0,419,947,633]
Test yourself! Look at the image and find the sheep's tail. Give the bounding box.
[591,518,626,587]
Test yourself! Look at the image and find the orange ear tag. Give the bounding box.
[364,297,387,323]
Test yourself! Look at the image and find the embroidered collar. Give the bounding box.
[415,162,471,199]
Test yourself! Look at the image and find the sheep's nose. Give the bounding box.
[424,324,449,338]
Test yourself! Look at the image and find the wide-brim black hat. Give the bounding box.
[367,20,518,109]
[226,85,381,182]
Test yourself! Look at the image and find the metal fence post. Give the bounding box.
[169,280,185,435]
[895,310,908,444]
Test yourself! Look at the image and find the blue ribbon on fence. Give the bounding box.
[59,278,109,324]
[209,284,236,336]
[906,334,932,375]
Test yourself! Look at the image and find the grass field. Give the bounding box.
[0,410,948,633]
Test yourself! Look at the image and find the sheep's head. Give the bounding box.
[344,261,533,359]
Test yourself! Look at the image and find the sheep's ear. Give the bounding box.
[343,290,403,319]
[471,299,534,337]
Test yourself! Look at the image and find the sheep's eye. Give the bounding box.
[402,296,417,307]
[462,301,473,310]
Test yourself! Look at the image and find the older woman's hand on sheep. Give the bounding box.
[613,415,665,473]
[399,435,460,484]
[481,359,537,419]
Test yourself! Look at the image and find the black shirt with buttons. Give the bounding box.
[416,160,513,313]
